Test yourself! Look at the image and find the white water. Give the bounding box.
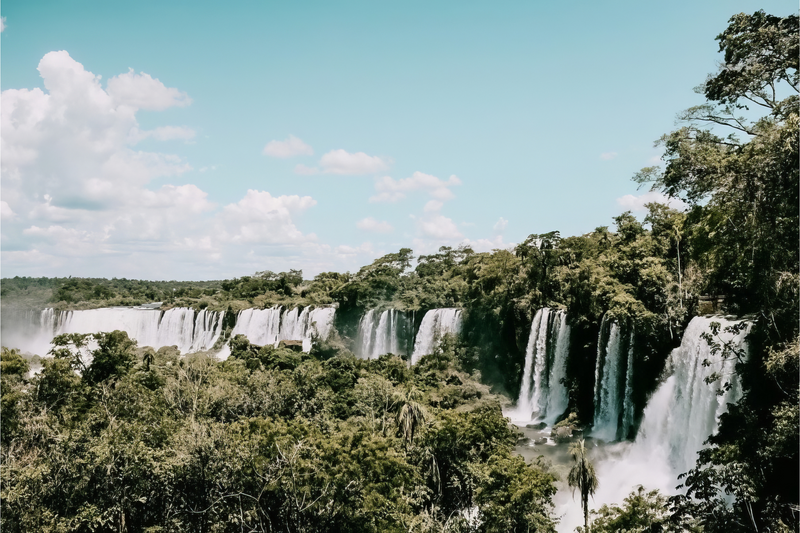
[2,307,225,356]
[554,315,750,532]
[410,308,462,365]
[591,316,637,441]
[507,308,570,425]
[3,305,335,358]
[218,306,335,357]
[355,309,409,359]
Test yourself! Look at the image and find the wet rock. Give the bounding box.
[526,422,547,430]
[279,340,304,352]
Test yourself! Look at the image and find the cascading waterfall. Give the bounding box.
[632,316,749,475]
[2,305,335,357]
[592,315,636,441]
[4,307,226,355]
[557,316,751,532]
[222,305,335,355]
[410,308,462,365]
[509,308,570,425]
[355,309,409,359]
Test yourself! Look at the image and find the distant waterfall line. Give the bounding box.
[7,305,335,357]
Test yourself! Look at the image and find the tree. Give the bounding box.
[633,10,799,531]
[590,486,672,533]
[396,386,427,446]
[82,330,138,386]
[567,439,598,532]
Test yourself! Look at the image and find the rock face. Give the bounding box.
[526,422,548,430]
[279,340,304,352]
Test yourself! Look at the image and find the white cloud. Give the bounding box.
[493,217,508,232]
[263,135,314,158]
[600,152,618,160]
[418,213,463,241]
[370,172,462,203]
[616,191,687,212]
[1,17,6,32]
[423,200,443,213]
[1,201,17,220]
[217,190,317,245]
[106,67,191,111]
[319,149,389,175]
[356,217,393,233]
[0,51,392,279]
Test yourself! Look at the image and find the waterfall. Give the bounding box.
[509,308,570,425]
[2,305,335,358]
[621,330,637,439]
[592,316,637,441]
[561,315,752,531]
[1,307,226,356]
[355,309,409,359]
[223,305,336,355]
[632,316,748,475]
[410,308,462,365]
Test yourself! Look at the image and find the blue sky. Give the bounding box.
[1,0,794,280]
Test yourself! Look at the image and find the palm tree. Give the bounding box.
[568,439,599,532]
[396,387,427,446]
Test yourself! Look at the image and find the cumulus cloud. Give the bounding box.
[418,213,463,240]
[217,190,316,245]
[370,172,462,203]
[1,50,193,212]
[493,217,508,232]
[106,67,192,110]
[356,217,393,233]
[616,191,687,212]
[319,149,389,175]
[423,200,444,213]
[0,51,393,279]
[1,17,6,32]
[0,52,325,278]
[263,135,314,158]
[1,201,17,220]
[600,152,618,160]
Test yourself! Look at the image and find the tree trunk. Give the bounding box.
[583,491,589,532]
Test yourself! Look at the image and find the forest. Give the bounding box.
[1,10,797,533]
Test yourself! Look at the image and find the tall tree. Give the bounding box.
[568,439,598,532]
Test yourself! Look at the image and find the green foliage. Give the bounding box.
[221,269,304,299]
[633,10,799,532]
[2,332,558,532]
[590,486,673,533]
